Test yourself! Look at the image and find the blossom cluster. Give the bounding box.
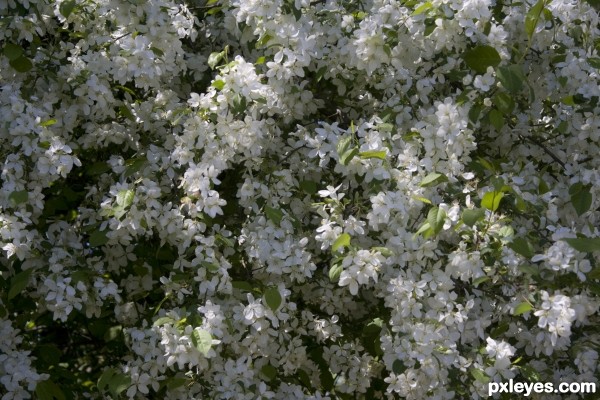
[1,0,600,399]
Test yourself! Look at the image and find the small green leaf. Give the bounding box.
[40,119,57,127]
[299,180,317,195]
[412,1,433,16]
[519,365,542,382]
[494,92,515,115]
[518,264,540,276]
[116,189,135,208]
[9,56,33,73]
[261,364,278,381]
[207,51,224,69]
[488,109,504,130]
[496,65,523,93]
[35,379,66,400]
[392,359,407,374]
[191,329,213,355]
[509,237,535,258]
[150,46,164,57]
[153,317,176,327]
[212,79,225,90]
[8,269,33,300]
[427,207,446,235]
[336,136,352,156]
[481,191,504,212]
[89,229,109,247]
[414,221,432,237]
[470,368,490,384]
[255,56,266,65]
[329,262,343,282]
[463,45,501,74]
[339,147,359,166]
[265,205,284,225]
[525,0,546,41]
[571,186,592,216]
[332,233,351,252]
[359,150,387,160]
[256,34,273,48]
[514,302,533,316]
[97,369,116,392]
[232,280,253,292]
[3,43,23,61]
[108,373,131,398]
[473,276,490,287]
[118,105,135,121]
[588,57,600,69]
[9,190,29,206]
[264,287,282,311]
[462,208,485,227]
[419,172,448,187]
[123,157,146,177]
[563,237,600,253]
[59,0,77,18]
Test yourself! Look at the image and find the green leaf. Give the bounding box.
[153,316,176,327]
[97,369,116,392]
[108,373,131,398]
[339,147,359,165]
[263,287,282,311]
[588,57,600,69]
[414,221,432,238]
[419,172,448,187]
[525,0,546,41]
[265,205,284,225]
[59,0,77,18]
[89,229,109,247]
[3,43,23,61]
[571,186,592,216]
[40,119,57,127]
[9,190,28,206]
[123,157,146,177]
[207,51,224,69]
[519,365,542,382]
[463,45,501,74]
[255,56,266,65]
[462,208,485,227]
[481,191,504,212]
[470,368,490,384]
[150,46,164,57]
[232,280,253,292]
[8,269,33,300]
[509,237,535,258]
[299,180,317,195]
[519,264,540,276]
[329,262,343,282]
[116,189,135,208]
[359,150,387,160]
[514,302,533,316]
[212,79,225,90]
[35,380,66,400]
[427,207,446,235]
[256,33,273,48]
[489,108,504,130]
[392,359,407,374]
[191,329,213,355]
[494,92,515,115]
[9,56,33,73]
[563,237,600,253]
[332,233,351,252]
[473,276,490,287]
[496,65,523,93]
[336,136,352,156]
[412,1,433,15]
[118,105,135,121]
[261,364,277,381]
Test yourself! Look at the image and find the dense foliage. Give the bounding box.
[2,0,600,399]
